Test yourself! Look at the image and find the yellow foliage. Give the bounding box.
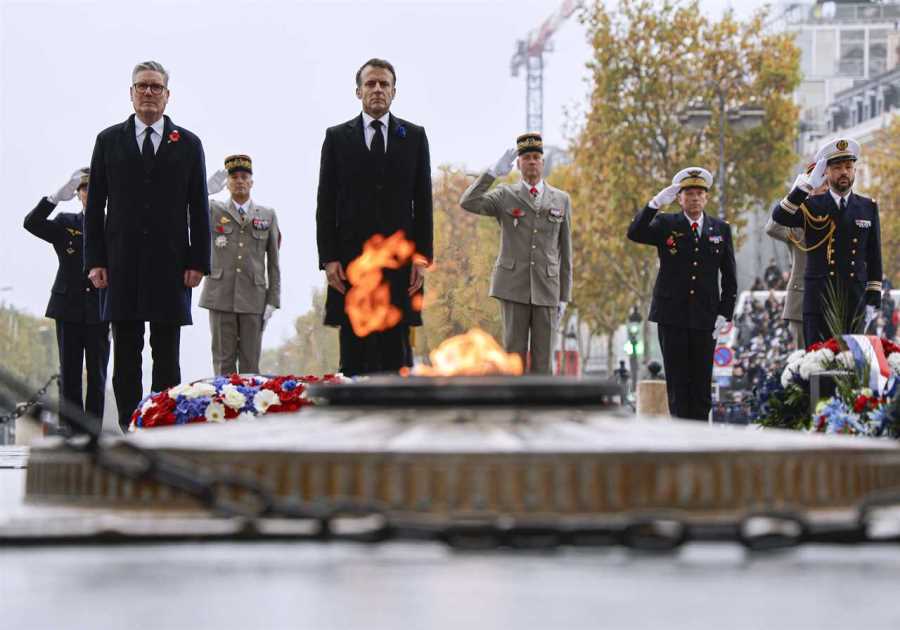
[862,115,900,286]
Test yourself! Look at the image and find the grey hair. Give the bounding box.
[132,61,169,86]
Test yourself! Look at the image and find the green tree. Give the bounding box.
[0,304,59,406]
[568,0,800,346]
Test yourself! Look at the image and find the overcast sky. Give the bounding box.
[1,0,768,383]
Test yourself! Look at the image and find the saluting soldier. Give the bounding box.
[765,162,828,350]
[201,155,281,375]
[771,138,882,345]
[459,132,572,374]
[23,168,109,435]
[627,168,737,421]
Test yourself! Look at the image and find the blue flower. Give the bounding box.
[212,376,229,391]
[395,124,407,139]
[236,385,260,413]
[282,379,298,392]
[174,396,211,424]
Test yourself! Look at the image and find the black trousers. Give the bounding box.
[657,323,716,421]
[339,324,411,377]
[111,321,181,432]
[55,321,110,435]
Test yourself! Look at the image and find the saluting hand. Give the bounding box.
[489,148,518,178]
[650,184,680,209]
[207,169,228,195]
[48,169,84,204]
[325,261,348,294]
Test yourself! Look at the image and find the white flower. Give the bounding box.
[220,384,247,410]
[787,350,806,365]
[205,402,226,423]
[888,353,900,376]
[836,351,855,370]
[186,382,217,399]
[167,383,192,399]
[253,389,280,414]
[781,366,796,388]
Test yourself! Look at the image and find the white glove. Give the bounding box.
[488,148,518,178]
[649,184,680,209]
[262,304,276,330]
[47,170,84,204]
[793,158,828,194]
[712,314,728,339]
[865,305,878,331]
[207,169,228,195]
[558,302,567,321]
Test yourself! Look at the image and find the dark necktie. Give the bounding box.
[370,120,384,155]
[840,197,847,213]
[691,222,699,240]
[142,127,155,170]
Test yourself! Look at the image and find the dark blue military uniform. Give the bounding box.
[628,206,737,420]
[24,197,109,434]
[772,189,882,345]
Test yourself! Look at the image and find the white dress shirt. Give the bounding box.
[829,188,851,209]
[134,117,165,154]
[362,111,390,150]
[684,211,704,235]
[523,179,545,204]
[233,199,251,218]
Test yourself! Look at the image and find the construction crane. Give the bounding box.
[510,0,583,134]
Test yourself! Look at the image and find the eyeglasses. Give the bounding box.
[132,82,166,96]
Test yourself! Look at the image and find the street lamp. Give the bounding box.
[679,83,765,221]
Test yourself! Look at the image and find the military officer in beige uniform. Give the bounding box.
[459,132,572,374]
[200,154,281,375]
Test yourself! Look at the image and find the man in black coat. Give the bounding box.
[316,58,433,376]
[771,138,882,345]
[627,167,738,421]
[84,61,210,431]
[24,168,109,435]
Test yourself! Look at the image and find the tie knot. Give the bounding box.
[691,222,699,231]
[530,186,538,196]
[370,120,383,130]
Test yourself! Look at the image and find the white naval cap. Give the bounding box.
[672,167,713,191]
[815,137,860,164]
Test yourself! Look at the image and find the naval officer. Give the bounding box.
[23,168,109,435]
[201,154,281,375]
[771,138,882,345]
[459,132,573,374]
[627,167,737,420]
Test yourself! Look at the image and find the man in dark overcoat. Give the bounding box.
[315,58,433,376]
[84,60,210,431]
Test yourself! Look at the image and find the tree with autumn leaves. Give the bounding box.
[861,117,900,288]
[562,0,800,366]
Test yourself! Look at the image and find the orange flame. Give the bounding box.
[412,328,524,376]
[345,231,416,337]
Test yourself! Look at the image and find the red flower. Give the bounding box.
[882,339,900,356]
[806,338,841,353]
[665,236,676,248]
[168,130,180,143]
[215,225,225,233]
[511,208,525,218]
[853,395,868,413]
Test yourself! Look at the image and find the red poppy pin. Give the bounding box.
[215,225,225,233]
[168,130,180,143]
[511,207,525,227]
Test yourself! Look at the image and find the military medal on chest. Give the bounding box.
[511,207,525,228]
